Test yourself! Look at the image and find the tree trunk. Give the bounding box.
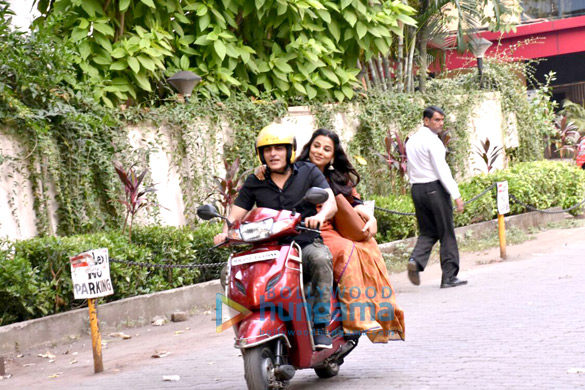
[397,22,404,92]
[418,0,429,93]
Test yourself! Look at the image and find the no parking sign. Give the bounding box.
[70,248,114,299]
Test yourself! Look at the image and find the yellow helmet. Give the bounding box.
[256,124,297,165]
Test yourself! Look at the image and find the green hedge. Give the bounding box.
[0,223,227,326]
[373,161,585,242]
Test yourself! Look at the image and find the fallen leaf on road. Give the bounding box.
[69,359,78,365]
[49,359,55,363]
[567,368,585,374]
[174,330,184,335]
[38,351,56,359]
[48,372,62,378]
[0,374,13,380]
[108,332,131,339]
[162,375,180,381]
[17,354,24,358]
[152,351,170,358]
[23,363,36,367]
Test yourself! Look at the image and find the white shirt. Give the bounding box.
[405,126,461,200]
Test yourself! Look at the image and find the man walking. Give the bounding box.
[405,106,467,288]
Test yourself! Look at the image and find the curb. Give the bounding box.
[0,209,572,355]
[378,208,570,254]
[0,280,222,355]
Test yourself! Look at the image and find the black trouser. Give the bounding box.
[410,181,459,280]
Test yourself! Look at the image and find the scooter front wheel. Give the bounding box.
[243,345,280,390]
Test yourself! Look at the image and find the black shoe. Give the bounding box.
[407,259,420,286]
[440,277,468,289]
[313,327,332,350]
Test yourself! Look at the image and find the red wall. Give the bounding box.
[442,15,585,70]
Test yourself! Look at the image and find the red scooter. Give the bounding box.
[197,188,359,390]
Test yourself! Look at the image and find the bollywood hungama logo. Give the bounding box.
[215,285,395,333]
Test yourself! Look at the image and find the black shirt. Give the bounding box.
[234,161,330,246]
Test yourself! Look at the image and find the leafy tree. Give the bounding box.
[32,0,416,106]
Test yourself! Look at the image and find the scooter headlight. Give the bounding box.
[238,218,274,242]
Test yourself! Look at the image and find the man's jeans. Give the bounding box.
[302,239,333,326]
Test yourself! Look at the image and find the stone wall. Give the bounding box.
[0,94,511,240]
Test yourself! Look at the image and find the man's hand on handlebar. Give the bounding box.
[213,233,228,245]
[304,214,325,230]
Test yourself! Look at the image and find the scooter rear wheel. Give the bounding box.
[243,345,278,390]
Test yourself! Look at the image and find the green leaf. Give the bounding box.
[314,78,333,89]
[174,12,190,24]
[119,0,131,12]
[81,0,103,17]
[172,20,184,36]
[180,55,190,69]
[397,14,417,26]
[111,47,127,59]
[218,82,232,96]
[255,0,266,10]
[71,27,88,42]
[137,55,155,71]
[194,35,211,45]
[342,84,354,99]
[341,0,352,10]
[329,20,340,42]
[321,68,340,85]
[334,90,345,102]
[93,22,115,37]
[356,21,367,39]
[306,84,317,99]
[110,60,128,71]
[134,72,152,92]
[93,54,112,65]
[127,56,140,73]
[293,82,307,95]
[79,41,91,60]
[199,13,211,30]
[274,58,293,73]
[141,0,156,9]
[78,18,90,29]
[344,10,357,27]
[214,40,227,61]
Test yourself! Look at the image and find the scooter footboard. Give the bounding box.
[234,312,291,349]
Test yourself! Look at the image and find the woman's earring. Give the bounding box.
[328,159,335,171]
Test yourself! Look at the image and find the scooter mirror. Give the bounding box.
[304,187,329,205]
[197,204,221,220]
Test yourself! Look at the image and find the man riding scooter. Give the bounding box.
[213,124,337,349]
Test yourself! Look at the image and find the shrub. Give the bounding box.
[0,223,227,326]
[373,161,585,242]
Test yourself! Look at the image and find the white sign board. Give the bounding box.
[497,181,510,215]
[70,248,114,299]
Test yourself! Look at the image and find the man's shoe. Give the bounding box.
[313,327,332,350]
[440,277,468,289]
[407,259,420,286]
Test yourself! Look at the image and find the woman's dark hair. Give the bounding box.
[296,128,360,196]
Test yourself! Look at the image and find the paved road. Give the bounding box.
[3,228,585,390]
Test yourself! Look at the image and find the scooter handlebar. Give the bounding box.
[297,222,321,234]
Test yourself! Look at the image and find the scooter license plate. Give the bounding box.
[231,250,280,266]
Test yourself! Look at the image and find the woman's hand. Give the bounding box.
[354,205,378,238]
[254,165,267,180]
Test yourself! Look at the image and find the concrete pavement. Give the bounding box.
[2,225,585,389]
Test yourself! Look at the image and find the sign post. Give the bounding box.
[496,181,510,260]
[70,248,114,373]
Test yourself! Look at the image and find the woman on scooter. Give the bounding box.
[256,128,405,343]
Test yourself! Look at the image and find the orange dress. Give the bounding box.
[322,191,405,343]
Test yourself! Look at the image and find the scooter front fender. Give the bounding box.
[234,312,291,350]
